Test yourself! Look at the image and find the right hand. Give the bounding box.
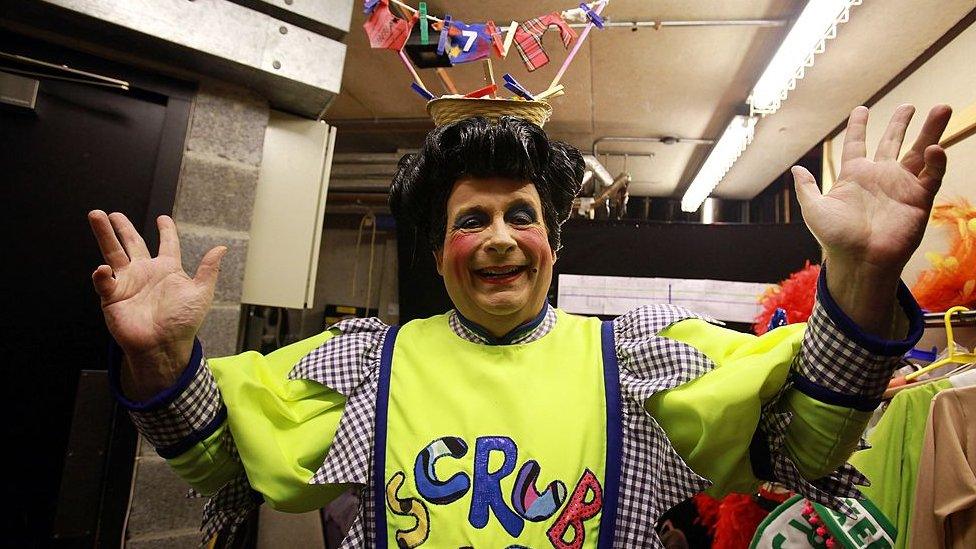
[88,210,226,397]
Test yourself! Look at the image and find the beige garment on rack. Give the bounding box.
[909,382,976,548]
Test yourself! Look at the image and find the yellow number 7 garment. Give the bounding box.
[377,309,622,548]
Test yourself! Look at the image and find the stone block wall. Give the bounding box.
[174,81,270,357]
[124,80,270,547]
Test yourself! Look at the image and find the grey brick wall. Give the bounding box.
[125,80,269,546]
[174,81,269,358]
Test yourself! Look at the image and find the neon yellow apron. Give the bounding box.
[373,309,623,548]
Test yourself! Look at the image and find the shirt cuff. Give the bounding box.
[108,338,226,458]
[792,266,923,405]
[814,264,924,356]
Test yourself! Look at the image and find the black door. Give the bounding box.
[0,30,192,547]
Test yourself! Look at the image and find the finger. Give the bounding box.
[108,212,151,261]
[91,264,117,298]
[157,215,181,260]
[917,144,948,196]
[791,166,822,209]
[88,210,130,269]
[901,104,952,175]
[874,104,915,161]
[193,246,228,289]
[841,106,869,163]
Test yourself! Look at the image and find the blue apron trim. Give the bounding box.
[598,320,623,548]
[373,325,400,549]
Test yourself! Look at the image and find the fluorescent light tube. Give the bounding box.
[681,115,757,212]
[749,0,861,115]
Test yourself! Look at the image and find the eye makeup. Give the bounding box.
[506,202,538,225]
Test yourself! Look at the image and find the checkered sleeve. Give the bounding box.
[755,266,923,514]
[793,265,924,404]
[109,338,226,459]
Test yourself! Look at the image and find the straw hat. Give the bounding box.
[427,97,553,128]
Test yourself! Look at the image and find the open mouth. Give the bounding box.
[474,265,529,282]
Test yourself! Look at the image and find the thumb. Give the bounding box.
[791,165,821,210]
[193,246,228,289]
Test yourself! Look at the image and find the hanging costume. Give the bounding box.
[513,14,577,71]
[363,0,416,51]
[112,267,924,548]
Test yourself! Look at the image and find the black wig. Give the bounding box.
[389,116,585,252]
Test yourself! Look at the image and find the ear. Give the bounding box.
[433,248,444,276]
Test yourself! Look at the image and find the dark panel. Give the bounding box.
[0,29,192,546]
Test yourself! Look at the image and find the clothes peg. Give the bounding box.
[503,82,534,101]
[364,0,380,15]
[486,21,505,57]
[419,2,429,45]
[437,15,453,55]
[464,84,497,98]
[410,82,435,100]
[502,21,518,57]
[579,2,605,29]
[482,59,496,97]
[502,73,534,100]
[534,84,564,100]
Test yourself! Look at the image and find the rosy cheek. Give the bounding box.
[445,232,480,280]
[515,227,552,264]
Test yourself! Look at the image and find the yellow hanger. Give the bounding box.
[905,306,976,382]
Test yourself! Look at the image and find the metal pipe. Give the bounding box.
[568,18,787,29]
[592,136,714,156]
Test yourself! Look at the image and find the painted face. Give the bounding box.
[435,177,555,336]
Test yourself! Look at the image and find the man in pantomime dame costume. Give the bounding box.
[88,102,951,547]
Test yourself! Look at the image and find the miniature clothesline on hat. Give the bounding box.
[363,0,608,105]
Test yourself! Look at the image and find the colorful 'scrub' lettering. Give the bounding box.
[511,459,567,522]
[546,469,603,549]
[386,471,430,548]
[396,436,604,546]
[469,436,525,537]
[414,436,470,504]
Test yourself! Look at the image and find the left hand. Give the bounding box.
[792,104,951,336]
[793,104,952,274]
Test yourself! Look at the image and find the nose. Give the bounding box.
[485,217,517,254]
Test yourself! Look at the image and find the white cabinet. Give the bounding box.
[242,110,336,309]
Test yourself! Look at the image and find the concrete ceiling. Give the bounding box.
[325,0,974,199]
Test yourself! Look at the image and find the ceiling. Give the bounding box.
[325,0,974,199]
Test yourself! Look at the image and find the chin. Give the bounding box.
[476,294,529,316]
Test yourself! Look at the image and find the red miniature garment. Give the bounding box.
[363,0,416,51]
[513,13,577,71]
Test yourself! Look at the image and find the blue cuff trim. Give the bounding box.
[109,338,205,412]
[816,265,924,356]
[792,374,881,412]
[154,405,228,459]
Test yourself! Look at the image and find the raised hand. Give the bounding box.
[792,104,952,335]
[88,211,226,398]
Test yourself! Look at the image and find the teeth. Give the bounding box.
[481,266,521,275]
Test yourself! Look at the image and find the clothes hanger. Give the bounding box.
[884,360,975,399]
[905,306,976,382]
